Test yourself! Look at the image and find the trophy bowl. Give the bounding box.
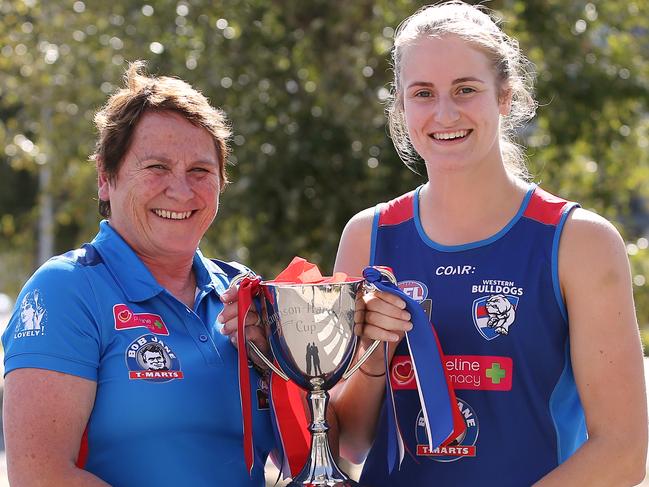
[255,278,372,487]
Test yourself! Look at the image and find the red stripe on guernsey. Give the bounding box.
[523,187,569,226]
[378,191,416,226]
[271,374,310,476]
[75,425,89,468]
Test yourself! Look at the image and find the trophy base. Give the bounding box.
[286,480,360,487]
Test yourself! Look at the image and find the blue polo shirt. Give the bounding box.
[3,221,275,486]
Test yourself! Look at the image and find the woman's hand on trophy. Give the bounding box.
[218,285,272,370]
[356,289,412,343]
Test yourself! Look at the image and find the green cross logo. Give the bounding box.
[486,362,506,384]
[154,320,163,330]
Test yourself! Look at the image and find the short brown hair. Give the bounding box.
[92,61,231,217]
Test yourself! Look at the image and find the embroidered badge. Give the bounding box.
[398,280,428,303]
[113,304,169,335]
[472,294,520,340]
[14,289,46,339]
[126,335,183,382]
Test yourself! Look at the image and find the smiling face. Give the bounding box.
[98,110,220,261]
[400,35,510,174]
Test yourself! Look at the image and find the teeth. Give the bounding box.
[153,209,192,220]
[432,130,469,140]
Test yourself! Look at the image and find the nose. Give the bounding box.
[434,95,460,126]
[165,171,194,200]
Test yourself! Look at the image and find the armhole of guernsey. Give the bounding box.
[523,186,585,463]
[522,186,580,319]
[370,190,417,267]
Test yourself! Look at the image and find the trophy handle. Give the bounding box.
[231,271,291,382]
[248,341,290,381]
[340,266,396,381]
[341,338,381,380]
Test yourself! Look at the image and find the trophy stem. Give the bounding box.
[288,386,357,487]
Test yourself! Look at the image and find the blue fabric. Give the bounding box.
[363,267,455,472]
[360,186,586,487]
[3,221,275,487]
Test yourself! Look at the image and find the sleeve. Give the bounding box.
[207,258,254,288]
[2,257,101,381]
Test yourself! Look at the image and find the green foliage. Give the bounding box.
[1,0,648,334]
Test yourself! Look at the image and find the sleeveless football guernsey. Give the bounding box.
[360,184,587,487]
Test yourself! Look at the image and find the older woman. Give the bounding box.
[2,62,275,486]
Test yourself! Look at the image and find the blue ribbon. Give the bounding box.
[363,267,455,472]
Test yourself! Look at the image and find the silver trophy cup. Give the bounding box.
[248,278,384,486]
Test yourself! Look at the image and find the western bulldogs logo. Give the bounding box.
[415,397,479,461]
[14,289,46,338]
[126,335,183,382]
[472,295,519,340]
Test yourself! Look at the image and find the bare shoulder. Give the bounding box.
[334,207,376,276]
[341,207,376,242]
[562,207,624,243]
[559,207,627,275]
[558,207,633,319]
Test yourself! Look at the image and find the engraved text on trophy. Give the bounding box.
[272,286,355,377]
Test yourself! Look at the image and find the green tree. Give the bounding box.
[1,0,647,334]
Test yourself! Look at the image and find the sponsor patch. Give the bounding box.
[390,355,416,389]
[398,280,428,302]
[391,354,513,391]
[416,397,479,461]
[445,355,513,391]
[114,304,169,335]
[126,334,183,382]
[14,289,46,339]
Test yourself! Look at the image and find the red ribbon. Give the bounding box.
[237,275,310,477]
[237,275,261,474]
[271,372,310,476]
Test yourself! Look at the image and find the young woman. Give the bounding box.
[331,2,647,486]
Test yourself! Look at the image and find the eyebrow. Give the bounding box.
[406,77,486,89]
[139,155,218,166]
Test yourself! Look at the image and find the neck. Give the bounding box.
[140,254,196,308]
[419,161,528,245]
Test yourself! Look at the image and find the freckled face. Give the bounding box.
[98,111,221,261]
[400,35,510,173]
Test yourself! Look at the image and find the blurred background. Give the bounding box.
[0,0,648,485]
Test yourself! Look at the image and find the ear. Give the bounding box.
[97,161,112,202]
[499,86,513,116]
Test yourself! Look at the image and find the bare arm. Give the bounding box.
[330,208,412,464]
[534,209,647,486]
[4,369,110,486]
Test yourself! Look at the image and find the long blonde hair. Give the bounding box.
[387,1,537,179]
